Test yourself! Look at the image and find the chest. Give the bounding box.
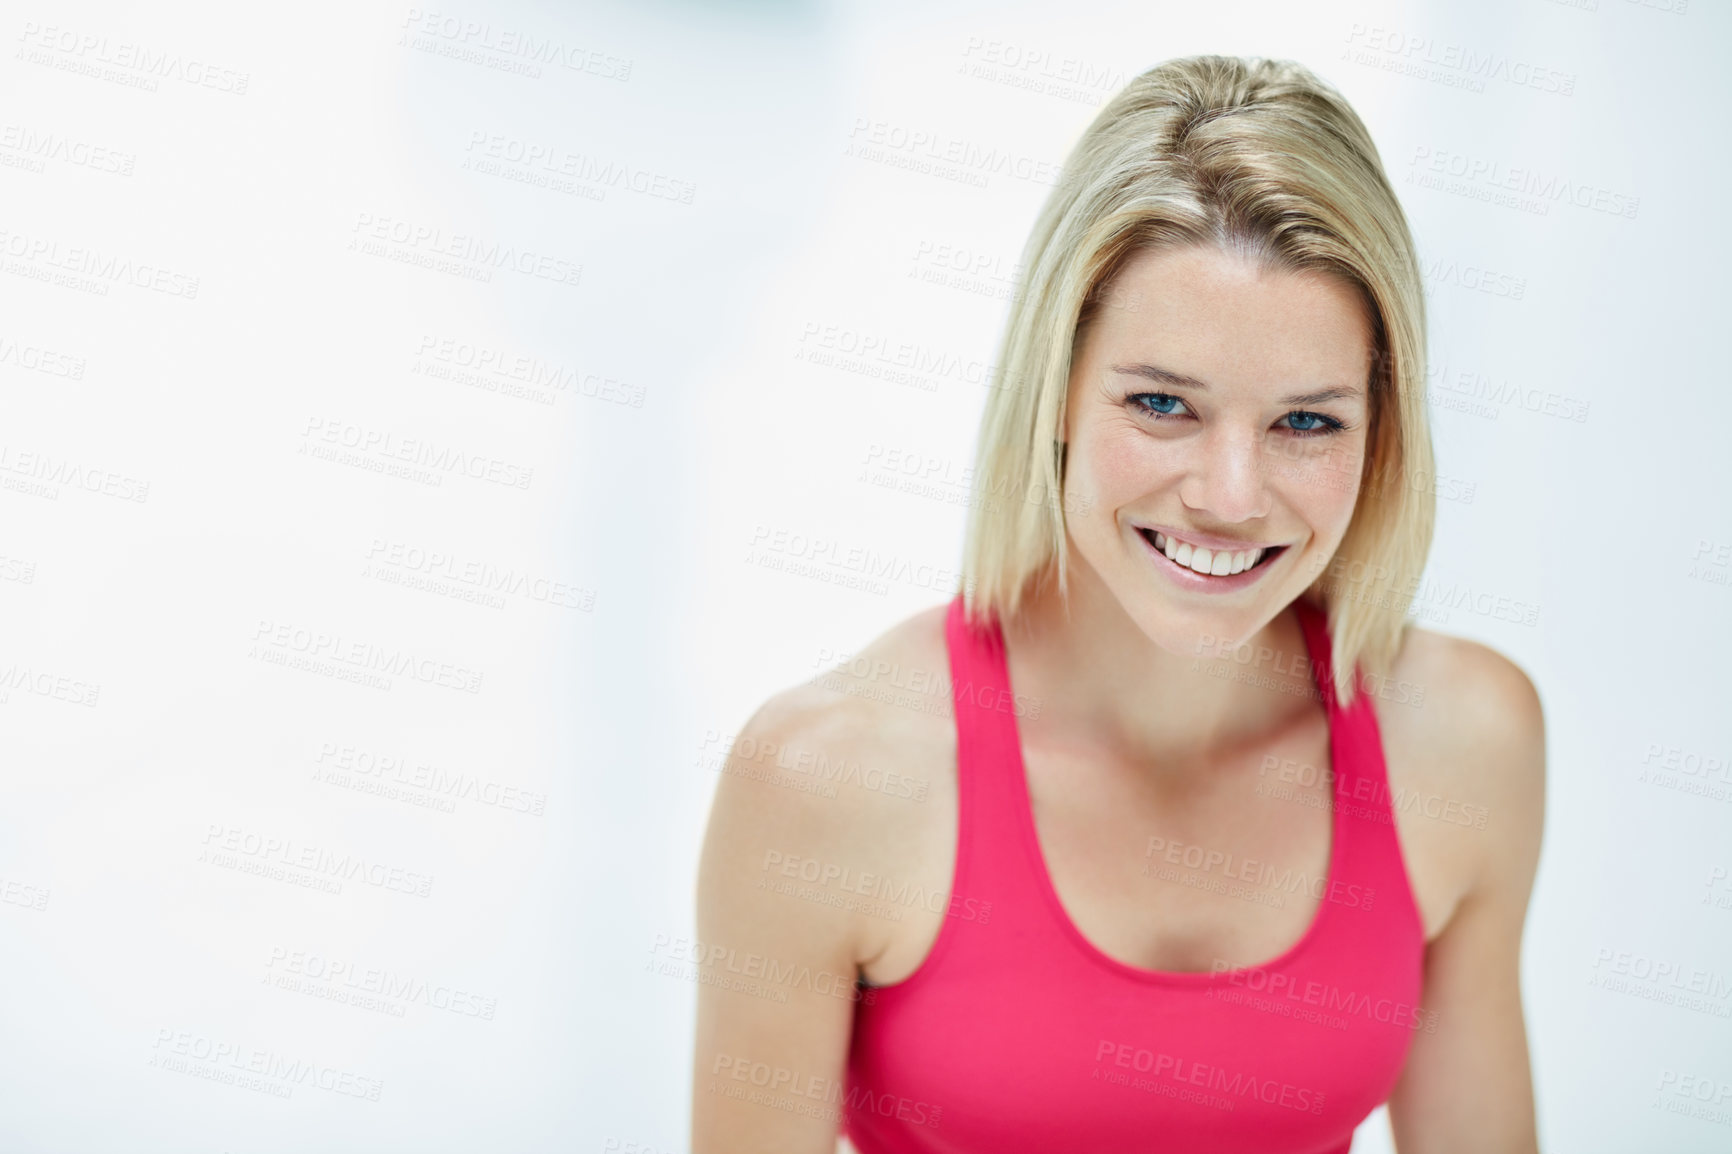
[848,954,1421,1154]
[1021,715,1344,974]
[857,707,1463,988]
[846,704,1431,1153]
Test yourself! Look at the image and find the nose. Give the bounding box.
[1176,424,1273,523]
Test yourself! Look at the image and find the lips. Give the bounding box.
[1136,527,1286,578]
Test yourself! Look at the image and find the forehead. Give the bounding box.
[1086,243,1375,393]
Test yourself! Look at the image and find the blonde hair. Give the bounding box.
[959,54,1434,705]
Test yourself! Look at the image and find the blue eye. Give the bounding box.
[1282,411,1345,436]
[1125,392,1348,437]
[1130,392,1188,418]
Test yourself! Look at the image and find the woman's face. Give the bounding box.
[1060,242,1375,654]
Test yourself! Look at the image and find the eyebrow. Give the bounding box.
[1109,363,1364,408]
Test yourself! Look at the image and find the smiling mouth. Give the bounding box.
[1137,527,1288,578]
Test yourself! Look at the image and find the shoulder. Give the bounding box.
[741,600,955,785]
[1377,626,1546,895]
[1387,626,1545,755]
[699,600,956,899]
[699,601,957,966]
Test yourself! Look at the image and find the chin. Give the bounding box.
[1128,597,1273,660]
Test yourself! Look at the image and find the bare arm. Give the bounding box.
[1387,648,1547,1153]
[691,698,870,1154]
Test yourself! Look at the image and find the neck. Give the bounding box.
[1000,554,1314,770]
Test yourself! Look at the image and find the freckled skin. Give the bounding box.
[1060,242,1374,654]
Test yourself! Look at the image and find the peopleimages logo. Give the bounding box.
[1407,146,1640,219]
[15,22,251,94]
[845,117,1062,188]
[810,645,1041,720]
[1259,756,1490,831]
[149,1029,382,1101]
[757,850,993,925]
[1092,1040,1326,1114]
[200,824,434,897]
[707,1054,943,1127]
[1143,835,1375,910]
[263,947,497,1019]
[1208,962,1440,1033]
[0,226,200,297]
[699,728,930,802]
[649,934,875,1005]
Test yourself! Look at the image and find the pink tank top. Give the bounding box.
[842,594,1427,1153]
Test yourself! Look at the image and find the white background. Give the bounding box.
[0,0,1728,1151]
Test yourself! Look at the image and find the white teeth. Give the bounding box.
[1148,528,1271,577]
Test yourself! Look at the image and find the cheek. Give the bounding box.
[1073,422,1178,502]
[1271,442,1363,538]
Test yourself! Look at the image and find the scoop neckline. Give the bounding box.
[995,602,1346,986]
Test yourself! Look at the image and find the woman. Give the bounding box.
[693,55,1544,1153]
